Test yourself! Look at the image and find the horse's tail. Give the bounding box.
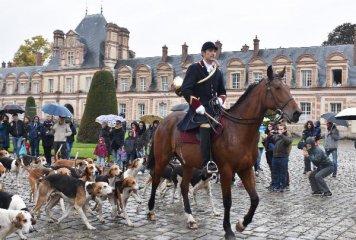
[146,137,155,170]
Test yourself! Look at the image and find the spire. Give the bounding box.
[85,0,88,16]
[100,0,103,14]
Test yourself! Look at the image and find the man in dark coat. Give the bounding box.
[177,41,226,173]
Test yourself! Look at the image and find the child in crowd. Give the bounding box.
[119,146,127,171]
[94,137,108,172]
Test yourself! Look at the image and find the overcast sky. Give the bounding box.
[1,0,356,62]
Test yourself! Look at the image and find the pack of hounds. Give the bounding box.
[0,149,220,239]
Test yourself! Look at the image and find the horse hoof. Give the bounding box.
[147,212,156,221]
[235,220,245,232]
[188,222,198,229]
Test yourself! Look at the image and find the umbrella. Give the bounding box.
[321,112,348,127]
[140,115,163,124]
[0,104,25,114]
[41,103,73,117]
[96,114,125,125]
[335,108,356,120]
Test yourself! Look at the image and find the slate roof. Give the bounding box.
[0,66,45,80]
[116,44,356,88]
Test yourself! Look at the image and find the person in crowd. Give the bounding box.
[303,137,334,197]
[324,122,340,177]
[23,116,32,155]
[255,124,265,176]
[28,116,42,157]
[41,115,54,164]
[52,116,72,159]
[263,122,275,189]
[94,137,108,172]
[301,121,319,174]
[124,130,136,164]
[120,113,127,132]
[9,113,27,157]
[66,119,77,159]
[110,120,125,168]
[314,120,321,145]
[99,122,111,163]
[119,146,128,171]
[130,121,139,138]
[0,115,10,150]
[148,120,160,140]
[268,123,292,192]
[135,121,149,174]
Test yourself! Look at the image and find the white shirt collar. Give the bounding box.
[203,59,214,73]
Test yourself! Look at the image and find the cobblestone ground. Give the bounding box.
[3,141,356,240]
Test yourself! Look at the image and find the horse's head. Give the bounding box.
[264,66,301,123]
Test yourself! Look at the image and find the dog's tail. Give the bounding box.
[15,158,30,173]
[146,137,155,170]
[54,144,63,163]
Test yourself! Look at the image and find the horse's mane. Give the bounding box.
[229,79,264,111]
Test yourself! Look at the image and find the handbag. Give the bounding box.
[19,143,27,156]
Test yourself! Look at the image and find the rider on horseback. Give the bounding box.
[177,41,226,174]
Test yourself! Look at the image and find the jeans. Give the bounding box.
[137,148,146,173]
[66,142,74,159]
[112,149,122,168]
[309,166,333,192]
[272,156,289,190]
[30,138,40,157]
[96,156,105,166]
[325,148,338,176]
[254,147,264,171]
[13,137,23,158]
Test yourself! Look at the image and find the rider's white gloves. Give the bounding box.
[216,97,224,107]
[196,105,206,115]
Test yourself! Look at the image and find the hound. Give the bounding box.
[0,209,35,240]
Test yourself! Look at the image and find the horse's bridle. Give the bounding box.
[217,77,294,125]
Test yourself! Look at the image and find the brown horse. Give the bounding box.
[147,66,301,239]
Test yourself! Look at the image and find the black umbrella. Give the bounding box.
[321,112,348,127]
[0,104,25,114]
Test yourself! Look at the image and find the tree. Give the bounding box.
[77,70,118,143]
[322,23,355,46]
[25,96,37,119]
[13,35,51,66]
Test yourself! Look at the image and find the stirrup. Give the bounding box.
[206,161,218,174]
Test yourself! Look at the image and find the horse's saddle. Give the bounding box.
[171,103,189,112]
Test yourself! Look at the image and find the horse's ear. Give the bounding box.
[278,67,286,79]
[267,65,274,80]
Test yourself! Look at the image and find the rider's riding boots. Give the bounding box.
[199,124,218,174]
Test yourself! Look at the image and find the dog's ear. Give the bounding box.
[86,183,94,195]
[13,213,24,229]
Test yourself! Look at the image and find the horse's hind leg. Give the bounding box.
[181,167,197,229]
[220,167,235,239]
[236,168,259,232]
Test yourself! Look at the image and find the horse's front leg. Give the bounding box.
[147,170,160,221]
[181,167,197,229]
[220,167,235,239]
[236,167,259,232]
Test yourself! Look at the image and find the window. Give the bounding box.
[140,77,146,91]
[67,51,74,66]
[119,103,126,114]
[7,84,12,94]
[159,102,168,117]
[85,77,92,92]
[33,82,39,94]
[231,73,240,89]
[161,76,168,91]
[332,69,342,86]
[121,78,128,92]
[138,103,145,118]
[19,83,26,94]
[65,78,73,93]
[253,72,263,82]
[48,79,54,93]
[300,102,311,122]
[330,103,341,113]
[301,70,312,87]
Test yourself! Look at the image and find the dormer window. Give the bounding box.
[67,51,74,66]
[161,76,169,91]
[332,69,342,86]
[301,70,312,87]
[140,77,146,91]
[19,83,26,94]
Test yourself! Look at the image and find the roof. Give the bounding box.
[0,66,45,80]
[116,44,356,88]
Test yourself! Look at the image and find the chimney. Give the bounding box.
[53,30,65,51]
[35,52,42,66]
[215,40,222,59]
[241,44,249,52]
[1,61,5,68]
[162,45,168,63]
[181,42,188,62]
[7,61,12,68]
[354,27,356,66]
[253,36,260,56]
